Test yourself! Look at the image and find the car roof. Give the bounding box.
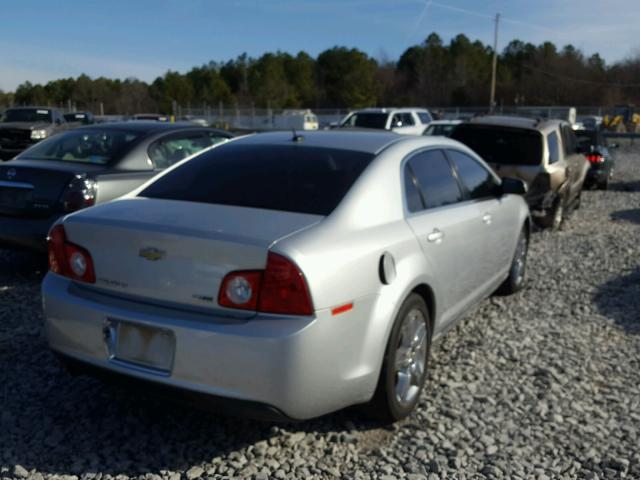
[465,115,566,132]
[232,130,407,154]
[75,121,218,135]
[355,107,429,114]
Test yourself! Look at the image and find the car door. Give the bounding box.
[560,125,589,198]
[402,148,485,328]
[446,148,514,289]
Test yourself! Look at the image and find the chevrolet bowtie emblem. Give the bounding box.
[139,247,166,261]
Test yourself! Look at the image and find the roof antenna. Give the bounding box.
[291,128,304,142]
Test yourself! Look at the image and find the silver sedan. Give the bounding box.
[42,131,530,422]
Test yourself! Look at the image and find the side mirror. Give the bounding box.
[394,121,403,128]
[501,177,528,195]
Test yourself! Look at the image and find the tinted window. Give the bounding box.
[404,166,424,212]
[141,144,374,216]
[418,112,432,124]
[400,113,415,126]
[1,108,52,123]
[149,132,217,169]
[576,131,598,151]
[547,131,560,164]
[561,126,577,156]
[452,125,543,165]
[407,149,462,210]
[341,113,388,129]
[19,129,141,165]
[423,124,456,137]
[448,150,499,200]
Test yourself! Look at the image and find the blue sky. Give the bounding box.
[1,0,639,91]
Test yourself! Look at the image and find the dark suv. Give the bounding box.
[0,107,68,160]
[452,116,589,229]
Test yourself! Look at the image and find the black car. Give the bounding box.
[0,107,69,160]
[575,129,616,190]
[0,122,232,251]
[63,111,95,125]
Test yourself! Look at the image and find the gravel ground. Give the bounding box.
[1,144,639,480]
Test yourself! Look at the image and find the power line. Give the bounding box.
[519,64,640,88]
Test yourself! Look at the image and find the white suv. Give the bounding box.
[340,108,432,135]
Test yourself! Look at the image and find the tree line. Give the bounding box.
[1,32,639,114]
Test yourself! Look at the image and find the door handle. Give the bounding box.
[482,213,492,225]
[427,229,444,244]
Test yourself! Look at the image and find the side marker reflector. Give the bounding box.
[331,303,353,316]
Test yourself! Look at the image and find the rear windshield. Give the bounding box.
[140,144,374,215]
[575,131,598,149]
[452,125,543,165]
[341,113,388,129]
[1,109,52,123]
[19,129,141,165]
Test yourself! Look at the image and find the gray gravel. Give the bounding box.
[1,143,639,480]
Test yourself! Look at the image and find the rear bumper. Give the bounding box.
[0,214,60,251]
[586,166,611,183]
[42,273,381,420]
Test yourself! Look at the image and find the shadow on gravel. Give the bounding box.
[0,249,47,281]
[609,180,640,192]
[593,266,640,335]
[610,208,640,225]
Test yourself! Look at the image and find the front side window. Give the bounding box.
[447,150,499,200]
[547,131,560,164]
[418,112,433,124]
[400,113,415,126]
[406,149,462,211]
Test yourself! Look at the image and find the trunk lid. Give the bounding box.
[64,198,323,315]
[0,160,107,217]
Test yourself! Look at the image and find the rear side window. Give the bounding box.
[148,132,220,169]
[561,125,577,156]
[452,125,543,166]
[141,144,374,216]
[447,150,499,200]
[547,132,560,164]
[405,149,462,211]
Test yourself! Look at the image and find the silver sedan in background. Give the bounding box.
[42,131,530,422]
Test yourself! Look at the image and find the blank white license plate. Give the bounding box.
[114,321,175,372]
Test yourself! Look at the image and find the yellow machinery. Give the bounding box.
[603,105,640,133]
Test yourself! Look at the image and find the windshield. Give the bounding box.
[1,108,52,123]
[452,125,543,166]
[18,129,141,165]
[141,144,374,216]
[341,112,388,129]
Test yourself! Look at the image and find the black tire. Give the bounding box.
[496,227,528,295]
[367,294,432,423]
[536,197,564,230]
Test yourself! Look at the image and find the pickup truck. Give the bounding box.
[0,107,68,161]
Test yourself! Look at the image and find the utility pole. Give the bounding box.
[489,13,500,113]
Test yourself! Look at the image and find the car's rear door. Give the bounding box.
[402,148,485,328]
[446,148,516,286]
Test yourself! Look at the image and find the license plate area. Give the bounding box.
[0,186,32,209]
[104,319,175,374]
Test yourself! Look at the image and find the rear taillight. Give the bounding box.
[586,154,605,164]
[47,224,96,283]
[61,174,97,212]
[218,252,313,315]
